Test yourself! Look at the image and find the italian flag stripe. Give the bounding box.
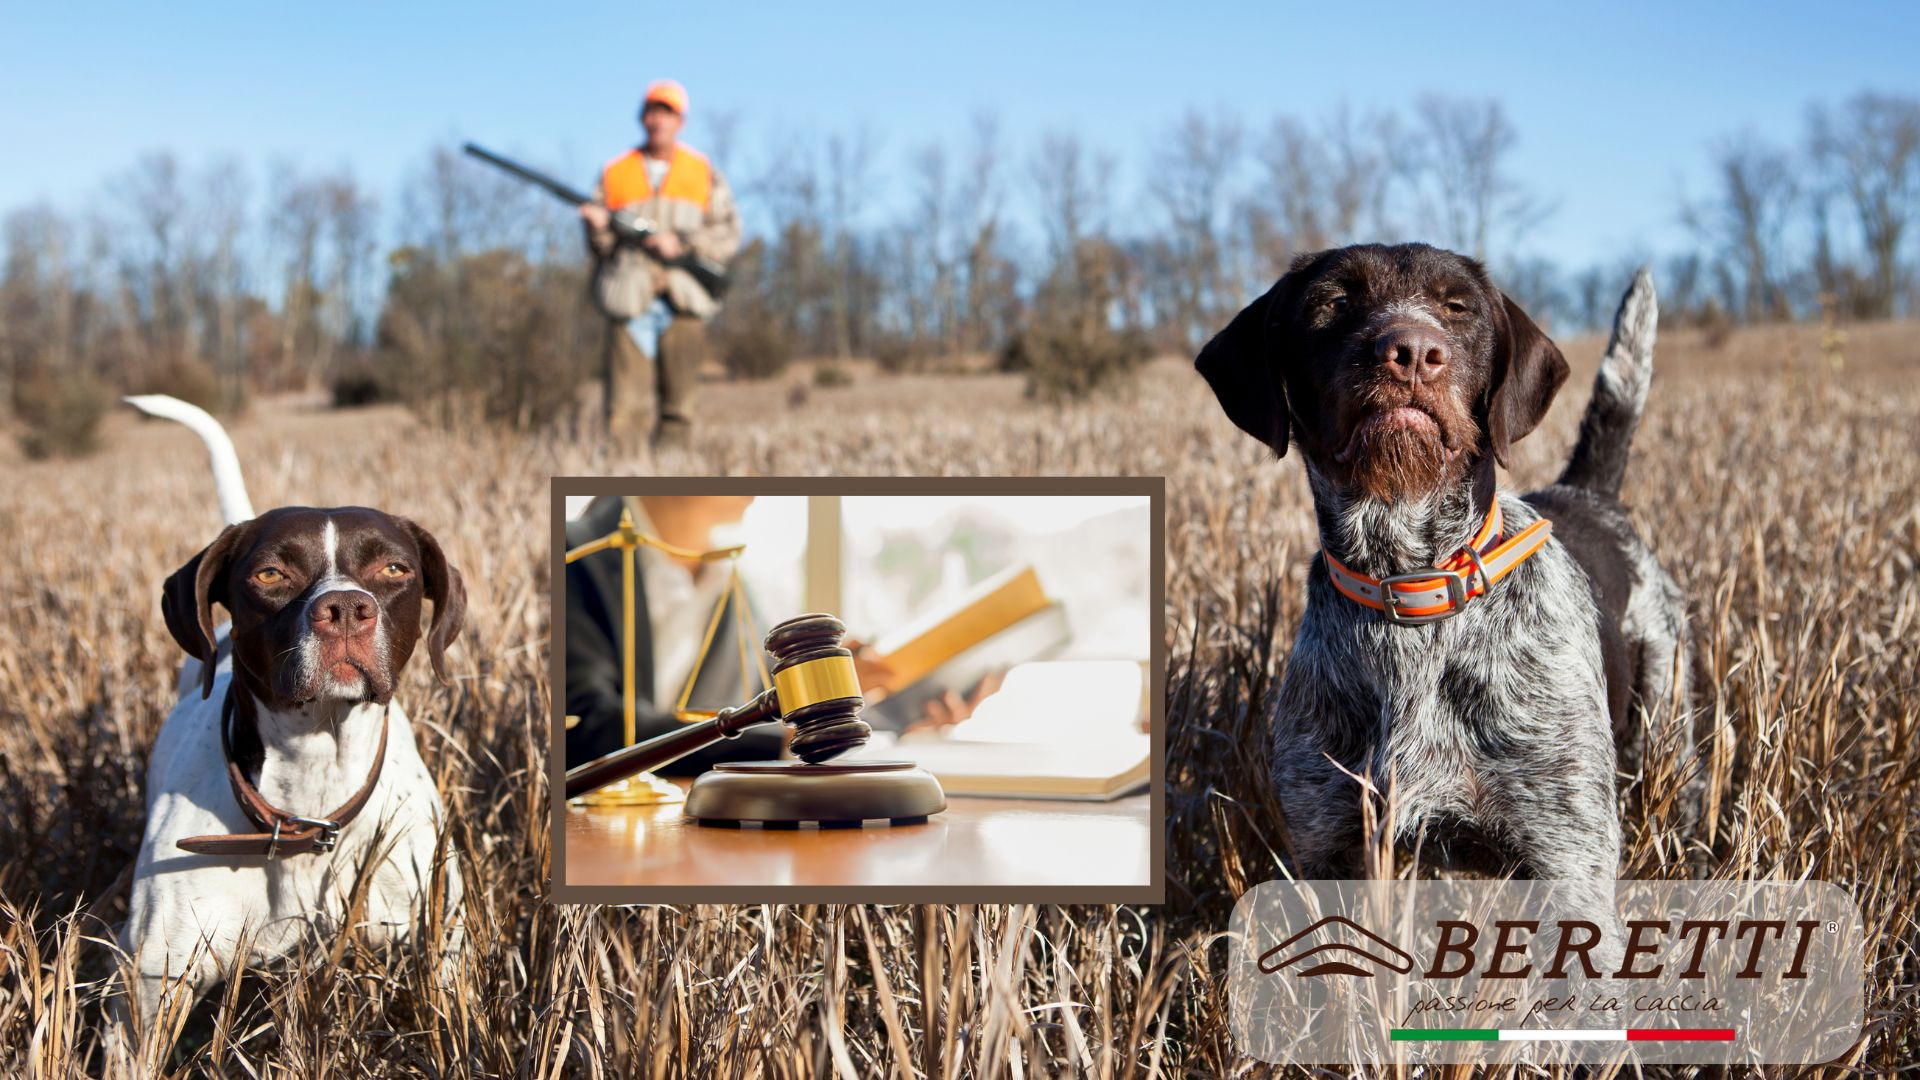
[1390,1028,1498,1041]
[1391,1028,1735,1042]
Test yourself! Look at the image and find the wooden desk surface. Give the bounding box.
[564,780,1150,889]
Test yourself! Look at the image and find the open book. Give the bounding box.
[864,564,1071,731]
[857,660,1151,800]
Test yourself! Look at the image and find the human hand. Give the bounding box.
[578,203,611,231]
[645,230,686,259]
[907,670,1006,737]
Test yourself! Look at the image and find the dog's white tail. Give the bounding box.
[124,395,256,525]
[1557,267,1657,498]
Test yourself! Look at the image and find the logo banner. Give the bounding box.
[1229,879,1862,1065]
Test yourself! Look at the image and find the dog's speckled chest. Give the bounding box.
[1276,500,1616,866]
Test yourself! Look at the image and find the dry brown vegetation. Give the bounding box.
[1,318,1917,1075]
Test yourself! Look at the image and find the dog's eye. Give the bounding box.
[1443,299,1471,316]
[379,563,411,579]
[1325,295,1349,314]
[252,567,285,586]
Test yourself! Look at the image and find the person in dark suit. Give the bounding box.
[564,495,784,772]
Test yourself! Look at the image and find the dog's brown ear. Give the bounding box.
[1196,272,1301,457]
[402,519,467,684]
[1486,291,1571,467]
[161,525,248,699]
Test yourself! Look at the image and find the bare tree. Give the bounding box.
[1661,252,1706,326]
[955,112,1010,356]
[1,205,77,410]
[1252,104,1397,270]
[399,144,546,263]
[1030,130,1118,335]
[113,151,191,375]
[909,142,959,352]
[1410,95,1546,261]
[1152,109,1244,349]
[745,130,830,348]
[1684,133,1799,321]
[321,172,378,356]
[191,158,251,406]
[1031,130,1114,268]
[824,125,878,357]
[268,162,326,387]
[1808,92,1920,318]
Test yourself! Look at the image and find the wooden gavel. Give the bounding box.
[564,613,872,800]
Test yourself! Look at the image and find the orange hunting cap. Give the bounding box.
[642,79,689,116]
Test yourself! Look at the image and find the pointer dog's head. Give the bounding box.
[161,508,466,709]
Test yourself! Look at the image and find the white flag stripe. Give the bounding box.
[1498,1029,1628,1041]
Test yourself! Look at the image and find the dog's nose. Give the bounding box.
[1374,325,1450,382]
[309,589,378,638]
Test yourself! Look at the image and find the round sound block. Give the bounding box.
[684,760,946,826]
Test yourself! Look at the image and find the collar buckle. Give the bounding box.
[285,815,342,852]
[1378,568,1470,626]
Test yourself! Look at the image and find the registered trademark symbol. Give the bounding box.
[1826,921,1839,934]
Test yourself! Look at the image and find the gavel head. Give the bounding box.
[765,613,872,764]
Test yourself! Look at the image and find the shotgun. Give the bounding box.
[462,142,730,298]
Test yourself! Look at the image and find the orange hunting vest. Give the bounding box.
[601,146,714,211]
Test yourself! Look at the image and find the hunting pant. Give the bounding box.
[609,300,706,449]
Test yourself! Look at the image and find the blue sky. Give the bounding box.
[3,1,1916,270]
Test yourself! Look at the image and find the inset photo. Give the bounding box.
[549,477,1162,903]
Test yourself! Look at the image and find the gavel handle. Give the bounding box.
[564,689,781,800]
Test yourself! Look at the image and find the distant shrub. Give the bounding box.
[713,317,793,380]
[133,358,224,414]
[329,357,396,408]
[1002,321,1152,403]
[1698,302,1735,350]
[996,335,1033,374]
[374,247,599,430]
[812,364,853,389]
[871,335,934,375]
[15,372,112,460]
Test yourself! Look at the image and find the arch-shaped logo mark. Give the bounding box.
[1258,915,1415,978]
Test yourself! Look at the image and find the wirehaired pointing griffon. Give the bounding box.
[112,395,465,1057]
[1197,243,1693,882]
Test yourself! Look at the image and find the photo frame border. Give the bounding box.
[548,474,1167,905]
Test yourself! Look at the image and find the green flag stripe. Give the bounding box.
[1390,1028,1498,1041]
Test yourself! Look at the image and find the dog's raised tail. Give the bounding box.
[124,394,255,525]
[1557,267,1657,498]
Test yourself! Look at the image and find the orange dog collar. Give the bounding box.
[1323,499,1553,625]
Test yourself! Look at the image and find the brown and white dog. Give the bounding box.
[113,395,465,1057]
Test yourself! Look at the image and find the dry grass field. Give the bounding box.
[1,317,1917,1075]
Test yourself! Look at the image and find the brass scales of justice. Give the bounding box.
[561,504,945,826]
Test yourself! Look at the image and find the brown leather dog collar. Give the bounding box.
[176,691,389,858]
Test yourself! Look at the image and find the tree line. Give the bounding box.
[2,90,1915,451]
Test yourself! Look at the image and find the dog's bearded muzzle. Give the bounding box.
[1333,381,1476,502]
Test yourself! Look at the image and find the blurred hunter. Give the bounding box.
[579,79,741,448]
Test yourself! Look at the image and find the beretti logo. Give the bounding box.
[1261,916,1826,982]
[1257,915,1413,978]
[1228,880,1864,1065]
